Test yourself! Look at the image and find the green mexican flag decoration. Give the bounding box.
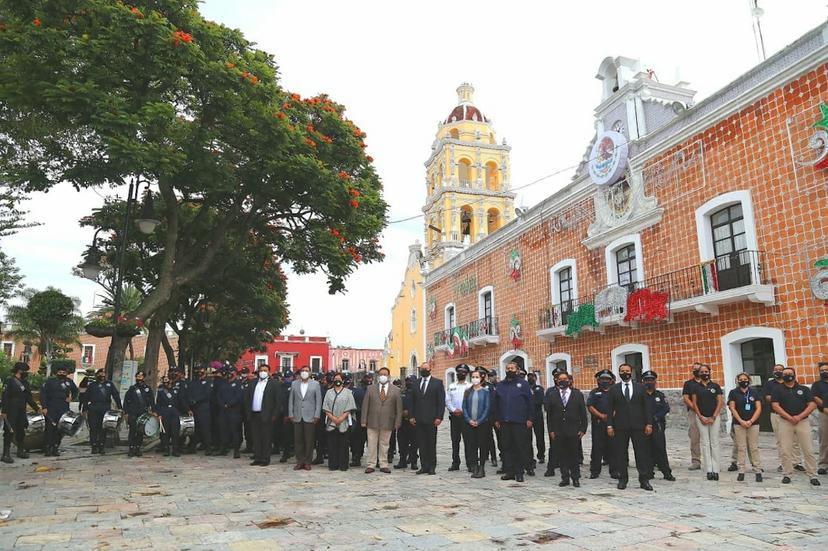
[565,304,597,337]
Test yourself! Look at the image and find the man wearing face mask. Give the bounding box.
[287,365,322,470]
[349,374,371,467]
[1,362,41,462]
[691,364,723,481]
[361,367,402,473]
[587,370,616,479]
[771,367,820,486]
[527,372,546,467]
[155,374,182,457]
[188,365,215,455]
[245,364,284,466]
[40,364,79,457]
[545,372,587,487]
[606,363,654,490]
[764,363,802,472]
[394,375,419,470]
[485,368,501,468]
[80,369,122,455]
[681,363,704,471]
[812,361,828,475]
[642,371,675,482]
[410,362,445,475]
[496,361,533,482]
[123,371,157,457]
[445,364,472,472]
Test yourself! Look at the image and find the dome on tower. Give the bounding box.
[443,83,490,124]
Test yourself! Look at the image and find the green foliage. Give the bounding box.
[0,250,23,305]
[4,287,84,359]
[48,357,76,374]
[0,350,13,382]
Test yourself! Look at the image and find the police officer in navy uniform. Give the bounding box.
[217,367,244,458]
[40,363,79,457]
[188,365,215,455]
[79,368,122,455]
[527,371,546,466]
[485,368,501,468]
[394,375,419,470]
[1,362,41,462]
[155,374,181,457]
[238,368,253,453]
[495,361,533,482]
[587,369,616,479]
[124,371,157,457]
[642,371,675,481]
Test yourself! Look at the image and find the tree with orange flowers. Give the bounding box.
[0,0,386,381]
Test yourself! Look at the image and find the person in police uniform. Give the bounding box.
[527,372,546,466]
[188,365,215,455]
[155,374,182,457]
[394,375,419,470]
[771,367,820,486]
[170,367,193,451]
[496,361,533,482]
[40,363,79,457]
[642,371,675,481]
[79,369,122,455]
[484,368,500,467]
[124,371,157,457]
[445,364,471,472]
[238,368,253,452]
[587,369,616,479]
[764,364,802,472]
[813,361,828,475]
[217,367,244,458]
[691,364,724,481]
[681,363,704,471]
[1,362,41,462]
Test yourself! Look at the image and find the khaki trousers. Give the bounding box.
[366,428,392,470]
[733,424,762,473]
[819,411,828,469]
[696,415,721,474]
[687,409,701,466]
[771,412,800,466]
[778,417,816,477]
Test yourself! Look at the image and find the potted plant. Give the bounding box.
[85,313,144,338]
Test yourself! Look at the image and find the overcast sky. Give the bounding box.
[1,1,825,349]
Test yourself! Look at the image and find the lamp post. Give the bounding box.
[78,181,160,381]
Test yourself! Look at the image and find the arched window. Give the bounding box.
[458,159,472,187]
[487,208,501,234]
[460,206,474,241]
[485,161,499,191]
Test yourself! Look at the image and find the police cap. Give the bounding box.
[642,370,657,380]
[455,363,470,374]
[12,362,30,373]
[487,369,497,378]
[596,369,613,380]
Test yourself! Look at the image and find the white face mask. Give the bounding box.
[258,371,269,380]
[378,375,389,384]
[300,371,310,380]
[471,377,481,385]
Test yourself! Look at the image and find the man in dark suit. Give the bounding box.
[546,372,588,487]
[410,362,445,475]
[607,363,654,490]
[245,364,284,466]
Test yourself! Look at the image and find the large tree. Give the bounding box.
[4,287,84,362]
[0,250,22,306]
[1,1,386,378]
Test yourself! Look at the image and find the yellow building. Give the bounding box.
[386,242,425,379]
[423,83,515,267]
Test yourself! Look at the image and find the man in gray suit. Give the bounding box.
[287,365,322,470]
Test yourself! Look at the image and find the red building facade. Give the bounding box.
[237,334,330,373]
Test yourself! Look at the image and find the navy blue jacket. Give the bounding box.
[40,376,79,421]
[587,387,612,417]
[124,383,155,417]
[494,378,533,423]
[217,379,244,410]
[80,380,122,412]
[645,390,670,427]
[155,386,180,418]
[188,379,214,407]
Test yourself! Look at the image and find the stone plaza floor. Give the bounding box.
[0,423,826,550]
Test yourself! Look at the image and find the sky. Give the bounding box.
[1,0,825,349]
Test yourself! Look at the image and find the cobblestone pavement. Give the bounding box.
[0,424,826,550]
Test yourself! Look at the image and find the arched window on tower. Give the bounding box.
[485,161,499,191]
[460,206,474,243]
[487,208,501,234]
[458,159,472,188]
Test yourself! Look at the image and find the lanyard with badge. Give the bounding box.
[743,388,752,412]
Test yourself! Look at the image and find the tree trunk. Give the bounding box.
[105,334,131,392]
[128,339,135,360]
[142,319,165,390]
[177,331,190,379]
[161,331,177,370]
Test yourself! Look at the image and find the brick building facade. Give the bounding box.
[424,24,828,428]
[236,334,330,374]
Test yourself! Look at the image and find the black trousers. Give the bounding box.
[487,422,500,461]
[220,407,242,451]
[192,402,212,449]
[327,428,351,470]
[647,424,672,476]
[613,428,650,483]
[590,420,614,475]
[250,412,273,464]
[87,408,106,448]
[44,415,63,450]
[557,434,582,481]
[463,420,491,468]
[500,422,530,475]
[2,411,26,452]
[531,411,546,460]
[547,430,559,471]
[127,418,144,449]
[449,414,466,467]
[389,429,397,456]
[160,414,181,452]
[273,418,291,454]
[350,421,366,461]
[397,420,418,465]
[415,422,438,470]
[242,410,252,450]
[315,418,327,458]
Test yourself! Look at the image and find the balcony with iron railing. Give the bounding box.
[433,316,500,352]
[537,250,774,342]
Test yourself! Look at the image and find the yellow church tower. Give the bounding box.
[423,83,515,267]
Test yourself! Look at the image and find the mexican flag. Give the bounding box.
[447,326,469,358]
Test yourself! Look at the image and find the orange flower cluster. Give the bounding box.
[275,112,286,120]
[338,171,350,181]
[366,155,374,163]
[348,188,360,198]
[290,93,301,101]
[349,199,360,209]
[305,137,317,148]
[306,124,315,133]
[352,128,367,138]
[347,246,362,263]
[319,135,333,144]
[359,141,367,149]
[330,228,346,244]
[172,30,193,46]
[33,18,42,27]
[226,62,236,69]
[322,105,336,113]
[130,7,143,18]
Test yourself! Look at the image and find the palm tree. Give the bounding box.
[88,285,144,359]
[5,287,84,364]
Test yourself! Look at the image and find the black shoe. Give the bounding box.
[233,450,241,458]
[572,479,580,487]
[91,447,98,455]
[755,473,763,482]
[410,463,419,471]
[416,468,428,475]
[589,473,599,479]
[279,455,289,463]
[617,480,627,490]
[640,481,653,491]
[394,463,407,469]
[713,473,719,481]
[544,469,555,477]
[781,476,791,484]
[559,479,570,487]
[727,462,738,472]
[794,464,806,472]
[0,454,12,464]
[663,474,676,481]
[706,472,713,480]
[163,448,171,457]
[428,469,436,475]
[501,473,515,481]
[135,448,143,457]
[811,478,821,486]
[526,469,535,477]
[349,460,360,467]
[515,474,525,482]
[448,464,460,472]
[99,446,106,455]
[818,468,827,475]
[737,473,745,481]
[538,457,545,464]
[496,468,505,475]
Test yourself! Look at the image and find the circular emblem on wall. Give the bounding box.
[810,258,828,301]
[589,130,628,186]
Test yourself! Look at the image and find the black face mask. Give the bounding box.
[692,369,700,378]
[334,380,342,387]
[700,373,710,381]
[821,372,828,381]
[738,380,750,388]
[96,376,105,382]
[20,372,28,379]
[644,382,655,390]
[457,376,466,382]
[782,374,795,383]
[558,380,570,388]
[528,378,536,385]
[405,382,412,389]
[505,371,516,380]
[619,373,631,382]
[599,381,611,389]
[773,371,783,379]
[419,369,430,377]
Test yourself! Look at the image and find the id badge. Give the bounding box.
[744,403,751,411]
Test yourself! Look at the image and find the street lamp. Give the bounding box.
[135,189,161,235]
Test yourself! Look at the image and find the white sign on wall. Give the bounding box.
[588,131,628,186]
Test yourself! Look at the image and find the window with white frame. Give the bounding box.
[545,353,571,386]
[369,360,377,371]
[341,358,350,371]
[310,356,322,373]
[1,341,13,358]
[605,234,644,288]
[255,355,268,369]
[478,286,494,324]
[611,343,651,382]
[279,355,293,372]
[410,308,417,333]
[550,259,578,325]
[81,345,95,367]
[444,303,456,330]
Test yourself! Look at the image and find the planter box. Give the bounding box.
[85,324,140,338]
